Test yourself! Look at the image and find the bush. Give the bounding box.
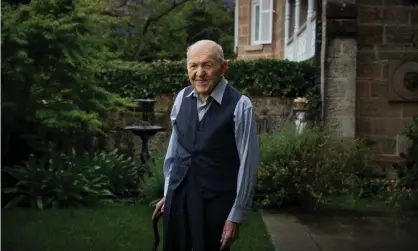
[137,146,167,206]
[390,115,418,211]
[2,147,138,209]
[78,149,140,198]
[99,59,316,99]
[393,116,418,189]
[256,125,381,209]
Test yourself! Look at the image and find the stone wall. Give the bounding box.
[321,0,418,169]
[356,0,418,165]
[236,0,286,60]
[103,94,293,162]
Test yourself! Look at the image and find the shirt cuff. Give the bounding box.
[227,206,247,224]
[164,179,169,197]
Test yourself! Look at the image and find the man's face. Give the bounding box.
[187,46,228,97]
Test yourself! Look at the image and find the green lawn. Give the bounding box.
[2,203,274,251]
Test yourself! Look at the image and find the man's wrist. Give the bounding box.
[227,206,246,224]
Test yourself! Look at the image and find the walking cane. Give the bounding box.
[152,210,163,251]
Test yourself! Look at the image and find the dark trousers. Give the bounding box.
[163,170,235,251]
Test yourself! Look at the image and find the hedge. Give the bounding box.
[99,58,317,99]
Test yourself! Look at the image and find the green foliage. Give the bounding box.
[137,146,167,205]
[185,0,235,58]
[77,149,139,198]
[2,150,111,209]
[1,0,132,134]
[2,147,138,209]
[100,59,316,99]
[405,115,418,146]
[256,126,379,208]
[113,0,235,61]
[393,116,418,189]
[390,115,418,210]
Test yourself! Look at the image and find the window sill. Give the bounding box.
[244,44,264,52]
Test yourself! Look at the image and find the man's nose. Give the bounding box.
[196,67,206,77]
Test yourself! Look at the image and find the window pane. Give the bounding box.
[300,0,308,26]
[289,2,295,38]
[255,5,260,41]
[260,0,272,11]
[260,10,270,41]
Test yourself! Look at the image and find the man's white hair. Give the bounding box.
[186,40,225,62]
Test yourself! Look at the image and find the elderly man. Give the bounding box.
[152,40,259,251]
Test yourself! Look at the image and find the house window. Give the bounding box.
[289,0,295,39]
[299,0,308,28]
[251,0,273,45]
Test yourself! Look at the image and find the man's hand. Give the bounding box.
[152,197,165,219]
[220,220,239,250]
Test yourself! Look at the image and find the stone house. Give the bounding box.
[233,0,317,61]
[233,0,418,167]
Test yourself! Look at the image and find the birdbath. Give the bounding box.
[124,99,165,169]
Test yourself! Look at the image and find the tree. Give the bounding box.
[1,0,131,164]
[106,0,235,61]
[185,0,235,58]
[102,0,192,61]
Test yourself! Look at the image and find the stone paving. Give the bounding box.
[262,210,418,251]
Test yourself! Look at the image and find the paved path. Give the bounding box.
[262,211,418,251]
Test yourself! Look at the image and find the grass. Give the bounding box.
[319,195,418,216]
[303,195,416,216]
[1,203,274,251]
[320,195,393,212]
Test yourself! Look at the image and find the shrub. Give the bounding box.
[390,115,418,210]
[393,116,418,189]
[256,125,380,208]
[137,146,167,206]
[99,59,316,99]
[2,147,138,209]
[77,149,140,198]
[2,150,110,209]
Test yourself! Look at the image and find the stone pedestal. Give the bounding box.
[294,108,309,134]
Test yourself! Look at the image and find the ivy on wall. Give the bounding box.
[99,58,316,99]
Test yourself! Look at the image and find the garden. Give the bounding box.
[2,1,418,251]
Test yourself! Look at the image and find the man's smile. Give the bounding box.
[195,80,209,85]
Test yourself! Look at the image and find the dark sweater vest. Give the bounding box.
[168,84,242,197]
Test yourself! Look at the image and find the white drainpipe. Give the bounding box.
[234,0,239,55]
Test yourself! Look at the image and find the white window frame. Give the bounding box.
[251,0,273,45]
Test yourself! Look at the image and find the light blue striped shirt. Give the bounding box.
[163,78,260,224]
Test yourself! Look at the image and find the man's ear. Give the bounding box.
[222,60,229,73]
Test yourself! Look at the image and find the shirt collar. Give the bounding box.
[186,77,228,104]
